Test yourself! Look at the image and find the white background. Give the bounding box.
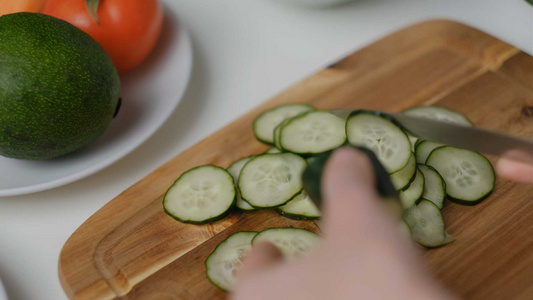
[1,1,531,299]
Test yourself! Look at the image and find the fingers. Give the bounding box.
[236,241,283,280]
[321,147,383,238]
[496,150,533,184]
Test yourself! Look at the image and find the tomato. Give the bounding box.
[43,0,163,74]
[0,0,46,15]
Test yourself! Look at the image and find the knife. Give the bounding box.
[331,109,533,161]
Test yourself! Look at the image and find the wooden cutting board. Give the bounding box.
[59,20,533,300]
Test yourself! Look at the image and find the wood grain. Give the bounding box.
[58,20,533,300]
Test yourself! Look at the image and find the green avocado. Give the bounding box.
[0,13,120,160]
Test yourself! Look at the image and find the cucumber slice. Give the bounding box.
[427,146,495,205]
[404,199,451,248]
[227,157,255,211]
[273,118,291,150]
[346,110,411,173]
[302,147,400,214]
[253,104,315,144]
[415,140,445,164]
[239,153,307,208]
[414,138,424,148]
[399,168,425,209]
[163,165,236,224]
[252,228,319,260]
[279,111,346,155]
[403,106,473,126]
[399,220,412,237]
[278,191,321,220]
[205,231,257,292]
[265,148,281,154]
[390,152,417,190]
[408,135,419,152]
[418,164,446,209]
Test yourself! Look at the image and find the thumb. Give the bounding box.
[236,241,283,280]
[496,150,533,184]
[321,147,387,239]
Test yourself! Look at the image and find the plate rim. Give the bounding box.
[0,22,194,198]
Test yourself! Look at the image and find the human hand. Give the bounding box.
[232,148,455,300]
[496,150,533,184]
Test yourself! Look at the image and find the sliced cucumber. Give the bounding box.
[399,168,425,209]
[205,231,257,292]
[408,135,419,152]
[302,146,400,214]
[279,111,346,155]
[414,138,424,148]
[273,118,291,150]
[253,104,315,144]
[265,148,281,154]
[346,110,411,173]
[415,140,445,164]
[163,165,236,224]
[252,228,319,260]
[403,106,473,126]
[404,199,451,248]
[399,220,412,237]
[427,146,495,205]
[239,153,307,208]
[390,152,417,190]
[278,191,321,220]
[227,157,255,211]
[418,164,446,209]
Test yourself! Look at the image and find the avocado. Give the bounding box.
[0,13,120,160]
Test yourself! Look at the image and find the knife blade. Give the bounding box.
[331,109,533,159]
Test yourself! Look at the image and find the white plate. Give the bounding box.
[0,12,193,197]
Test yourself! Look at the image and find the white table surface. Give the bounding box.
[0,1,531,299]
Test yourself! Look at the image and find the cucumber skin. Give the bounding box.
[236,205,256,212]
[241,188,303,209]
[302,146,399,211]
[348,110,408,130]
[227,156,257,211]
[402,105,473,126]
[394,153,418,191]
[163,205,235,225]
[399,167,418,191]
[277,209,320,221]
[447,191,494,206]
[426,148,495,206]
[415,141,446,164]
[251,227,319,245]
[399,172,417,192]
[163,165,236,225]
[253,103,315,145]
[273,118,293,151]
[205,231,258,292]
[238,153,306,209]
[402,169,425,208]
[416,164,446,208]
[347,109,412,137]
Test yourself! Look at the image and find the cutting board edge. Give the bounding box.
[57,18,524,300]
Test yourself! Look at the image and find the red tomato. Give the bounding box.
[43,0,163,74]
[0,0,46,15]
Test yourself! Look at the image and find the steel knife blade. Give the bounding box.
[331,109,533,159]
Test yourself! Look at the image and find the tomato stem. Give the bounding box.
[85,0,101,24]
